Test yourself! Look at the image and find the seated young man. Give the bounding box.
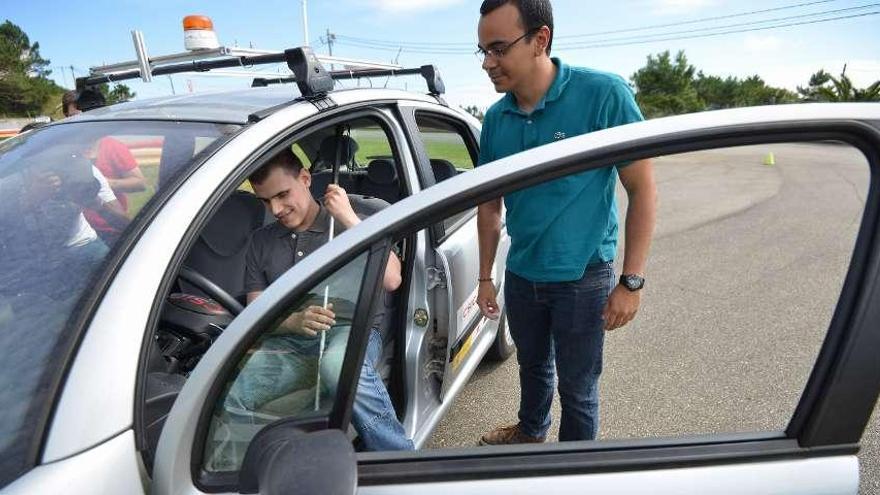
[229,148,413,451]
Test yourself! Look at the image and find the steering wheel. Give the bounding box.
[177,266,244,316]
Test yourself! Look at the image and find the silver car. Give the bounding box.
[0,81,514,493]
[2,78,880,492]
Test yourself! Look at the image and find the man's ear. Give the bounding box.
[534,26,551,56]
[299,167,312,188]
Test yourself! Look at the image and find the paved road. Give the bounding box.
[425,143,879,492]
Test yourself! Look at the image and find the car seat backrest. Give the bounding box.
[360,159,401,203]
[314,134,359,172]
[309,169,361,199]
[181,190,266,301]
[429,158,457,184]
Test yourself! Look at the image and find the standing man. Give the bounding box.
[238,149,413,451]
[475,0,657,445]
[63,90,146,243]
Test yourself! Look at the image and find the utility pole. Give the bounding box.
[301,0,310,46]
[325,28,336,70]
[325,28,335,57]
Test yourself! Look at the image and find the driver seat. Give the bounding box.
[180,190,267,303]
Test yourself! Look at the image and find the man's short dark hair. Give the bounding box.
[480,0,554,54]
[249,148,304,185]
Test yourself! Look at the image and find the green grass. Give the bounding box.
[126,163,159,218]
[423,141,474,169]
[352,134,475,170]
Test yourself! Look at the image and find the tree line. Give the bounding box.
[631,50,880,119]
[1,20,133,119]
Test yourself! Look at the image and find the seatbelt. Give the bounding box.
[315,125,345,412]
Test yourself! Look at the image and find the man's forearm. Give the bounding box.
[109,176,147,193]
[621,180,657,276]
[477,201,502,279]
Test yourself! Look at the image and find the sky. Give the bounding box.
[4,0,880,111]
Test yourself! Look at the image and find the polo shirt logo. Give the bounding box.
[554,131,566,140]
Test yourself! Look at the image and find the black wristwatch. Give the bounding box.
[619,274,645,292]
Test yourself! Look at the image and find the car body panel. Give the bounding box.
[435,216,498,399]
[7,431,145,495]
[357,456,859,495]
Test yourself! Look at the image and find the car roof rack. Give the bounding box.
[74,43,445,111]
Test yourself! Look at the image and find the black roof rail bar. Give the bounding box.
[76,47,445,108]
[251,64,445,97]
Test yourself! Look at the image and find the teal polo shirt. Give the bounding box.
[477,58,643,282]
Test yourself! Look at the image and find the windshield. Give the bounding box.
[0,120,239,487]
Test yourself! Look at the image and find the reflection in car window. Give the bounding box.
[0,120,237,488]
[203,252,368,472]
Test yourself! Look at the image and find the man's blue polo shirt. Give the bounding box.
[477,58,643,282]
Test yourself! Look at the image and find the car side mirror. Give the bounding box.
[239,421,357,495]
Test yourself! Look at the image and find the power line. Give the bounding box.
[334,8,878,55]
[558,0,841,39]
[558,10,880,50]
[555,3,879,48]
[334,0,842,48]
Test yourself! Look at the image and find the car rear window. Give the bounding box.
[0,120,238,487]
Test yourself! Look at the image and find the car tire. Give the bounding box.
[485,312,514,361]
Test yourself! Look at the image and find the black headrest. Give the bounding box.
[430,159,456,183]
[367,159,397,185]
[317,135,358,169]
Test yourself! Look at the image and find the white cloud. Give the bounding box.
[369,0,465,13]
[743,35,783,53]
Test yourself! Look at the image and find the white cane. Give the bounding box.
[315,129,344,412]
[314,217,334,411]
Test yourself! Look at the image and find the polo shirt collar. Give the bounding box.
[501,57,570,115]
[271,201,329,237]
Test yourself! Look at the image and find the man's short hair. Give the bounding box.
[480,0,554,55]
[61,90,78,117]
[249,148,304,185]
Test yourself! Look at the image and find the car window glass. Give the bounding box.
[202,252,369,472]
[0,120,236,489]
[426,142,869,448]
[414,112,476,233]
[304,117,405,204]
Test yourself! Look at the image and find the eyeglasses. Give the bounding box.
[475,29,537,62]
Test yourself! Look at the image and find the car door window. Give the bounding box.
[428,141,871,446]
[202,251,369,473]
[414,112,477,233]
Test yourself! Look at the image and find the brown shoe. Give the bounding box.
[479,423,545,446]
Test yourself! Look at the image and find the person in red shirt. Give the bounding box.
[63,91,147,243]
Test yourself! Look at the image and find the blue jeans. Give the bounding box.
[504,262,615,441]
[227,327,413,451]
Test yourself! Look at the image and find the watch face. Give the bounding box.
[623,275,644,290]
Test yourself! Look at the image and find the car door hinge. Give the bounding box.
[426,266,446,290]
